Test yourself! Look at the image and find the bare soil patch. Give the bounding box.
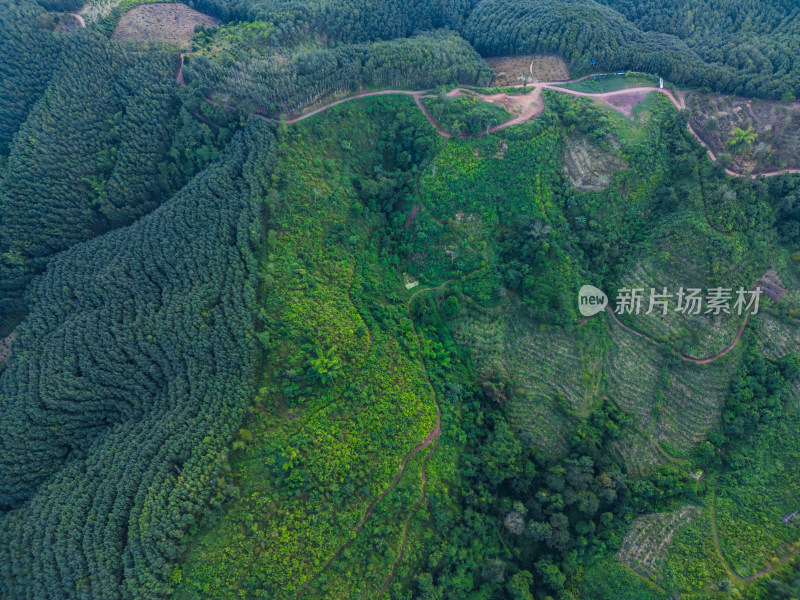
[562,134,626,190]
[530,56,570,82]
[43,12,84,32]
[112,3,218,50]
[485,55,569,86]
[602,90,652,118]
[757,269,786,303]
[684,90,800,173]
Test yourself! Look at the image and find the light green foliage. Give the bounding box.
[7,2,800,597]
[175,96,441,599]
[726,126,758,155]
[421,94,511,136]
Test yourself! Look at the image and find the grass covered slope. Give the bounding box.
[0,122,273,599]
[167,83,800,598]
[3,2,800,597]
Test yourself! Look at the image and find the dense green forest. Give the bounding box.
[2,0,800,598]
[182,28,493,115]
[0,1,64,158]
[0,120,273,598]
[179,0,800,98]
[0,11,240,319]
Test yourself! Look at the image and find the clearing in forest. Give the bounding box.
[111,3,219,49]
[618,505,703,579]
[43,12,84,32]
[562,134,627,190]
[557,73,659,94]
[485,55,569,86]
[603,90,653,118]
[79,0,140,22]
[684,90,800,174]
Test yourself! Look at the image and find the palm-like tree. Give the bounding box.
[726,125,757,154]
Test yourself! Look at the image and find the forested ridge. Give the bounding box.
[1,3,241,319]
[183,28,493,115]
[0,1,64,158]
[0,121,274,598]
[176,0,800,99]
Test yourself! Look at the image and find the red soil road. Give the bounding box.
[604,304,754,364]
[176,53,187,85]
[171,57,800,178]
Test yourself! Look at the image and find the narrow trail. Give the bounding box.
[604,304,753,364]
[297,284,446,599]
[177,53,187,86]
[175,58,800,179]
[408,280,451,307]
[295,409,440,598]
[710,491,743,582]
[379,439,438,599]
[708,489,797,583]
[170,59,800,590]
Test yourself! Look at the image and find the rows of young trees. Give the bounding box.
[466,0,800,98]
[0,0,64,157]
[0,121,274,599]
[1,9,241,320]
[404,371,692,599]
[600,0,800,98]
[0,34,175,308]
[183,30,493,115]
[463,0,720,88]
[33,0,83,11]
[184,0,800,99]
[186,0,474,44]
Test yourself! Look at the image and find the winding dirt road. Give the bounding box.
[175,57,800,178]
[170,61,798,588]
[604,304,753,364]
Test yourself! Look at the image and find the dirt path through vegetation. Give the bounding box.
[174,56,800,177]
[708,489,798,583]
[379,439,438,598]
[710,491,744,582]
[297,284,445,599]
[604,304,753,364]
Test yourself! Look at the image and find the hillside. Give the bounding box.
[1,1,800,599]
